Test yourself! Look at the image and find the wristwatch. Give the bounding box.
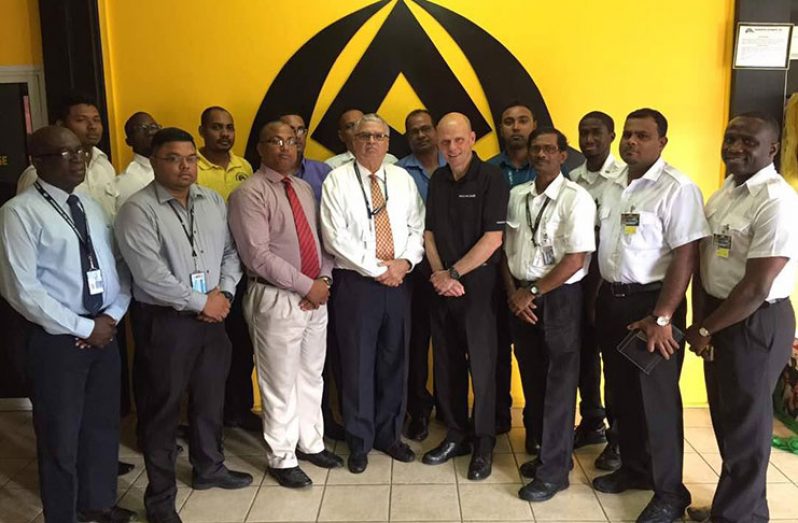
[651,314,671,327]
[221,291,234,303]
[528,284,540,297]
[447,267,461,280]
[698,326,711,338]
[320,276,333,287]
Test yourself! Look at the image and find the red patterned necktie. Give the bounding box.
[282,177,320,278]
[370,174,394,260]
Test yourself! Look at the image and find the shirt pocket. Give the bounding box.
[624,210,662,251]
[725,216,753,256]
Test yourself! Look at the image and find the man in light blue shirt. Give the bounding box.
[396,109,446,202]
[0,126,132,523]
[280,114,332,201]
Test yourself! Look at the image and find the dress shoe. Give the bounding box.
[268,466,312,488]
[519,456,573,478]
[78,506,135,523]
[146,511,182,523]
[573,423,607,448]
[324,419,346,441]
[595,442,621,471]
[405,415,429,441]
[592,469,652,494]
[378,441,416,462]
[495,417,512,435]
[117,461,135,476]
[224,411,262,432]
[467,453,492,480]
[518,478,569,502]
[192,468,254,490]
[296,448,344,468]
[525,433,540,455]
[422,440,472,465]
[686,505,711,522]
[636,496,688,523]
[348,453,368,473]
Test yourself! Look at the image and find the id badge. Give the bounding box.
[86,269,104,295]
[714,233,732,258]
[190,271,208,293]
[541,245,556,266]
[621,212,640,235]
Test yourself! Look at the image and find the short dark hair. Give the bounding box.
[200,106,230,126]
[124,111,150,138]
[580,111,615,134]
[733,111,781,140]
[56,92,99,122]
[528,126,568,151]
[151,127,195,154]
[500,100,535,119]
[405,109,433,130]
[627,108,668,137]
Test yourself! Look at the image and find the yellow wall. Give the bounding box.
[0,0,42,66]
[99,0,735,406]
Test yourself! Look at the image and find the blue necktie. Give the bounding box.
[67,195,103,315]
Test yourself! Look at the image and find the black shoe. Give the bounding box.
[636,496,688,523]
[348,453,368,473]
[268,466,312,488]
[573,423,607,449]
[146,511,182,523]
[518,478,569,502]
[224,411,262,432]
[592,469,652,494]
[78,506,136,523]
[117,461,135,476]
[379,441,416,462]
[686,505,711,522]
[422,440,472,465]
[296,448,344,468]
[405,416,429,441]
[519,456,574,479]
[595,442,621,471]
[525,433,540,455]
[467,453,492,480]
[192,468,254,490]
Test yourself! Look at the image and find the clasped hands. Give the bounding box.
[376,259,411,288]
[75,314,117,349]
[430,270,465,297]
[199,287,232,323]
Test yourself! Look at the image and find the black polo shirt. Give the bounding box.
[425,153,509,267]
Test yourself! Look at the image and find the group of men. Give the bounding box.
[0,92,795,523]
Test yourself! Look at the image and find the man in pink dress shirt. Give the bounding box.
[228,121,343,488]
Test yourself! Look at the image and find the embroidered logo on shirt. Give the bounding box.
[458,194,477,198]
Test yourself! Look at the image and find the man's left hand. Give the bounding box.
[376,259,410,287]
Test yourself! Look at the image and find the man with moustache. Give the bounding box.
[422,113,509,480]
[325,109,398,169]
[0,126,133,523]
[502,127,596,501]
[116,128,251,522]
[685,113,798,523]
[116,112,161,209]
[569,111,625,471]
[229,121,343,488]
[280,114,332,201]
[592,108,709,523]
[397,108,446,440]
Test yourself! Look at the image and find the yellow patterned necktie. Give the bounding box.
[370,174,394,260]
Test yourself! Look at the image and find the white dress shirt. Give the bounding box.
[505,174,596,283]
[321,160,425,278]
[700,164,798,300]
[570,153,625,201]
[324,150,398,170]
[115,153,154,211]
[17,146,119,218]
[598,158,710,284]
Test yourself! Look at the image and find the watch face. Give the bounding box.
[656,316,670,327]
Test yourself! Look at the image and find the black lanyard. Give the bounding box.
[525,194,551,247]
[168,199,198,258]
[34,182,98,268]
[353,163,388,219]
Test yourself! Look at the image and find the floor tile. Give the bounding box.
[685,482,716,510]
[507,429,529,455]
[530,483,606,521]
[573,450,605,482]
[392,458,456,484]
[246,485,323,522]
[494,434,512,454]
[326,454,391,485]
[0,458,31,488]
[702,452,790,483]
[5,459,39,490]
[682,453,718,483]
[117,486,192,518]
[0,433,37,458]
[390,484,460,521]
[180,486,258,522]
[222,428,269,456]
[0,486,42,523]
[117,456,147,491]
[511,408,524,429]
[595,489,653,521]
[218,454,268,487]
[458,483,533,521]
[684,427,719,453]
[770,449,798,481]
[683,407,714,428]
[317,484,390,521]
[455,454,521,484]
[765,482,798,519]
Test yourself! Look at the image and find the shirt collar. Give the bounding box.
[574,153,620,183]
[88,146,107,168]
[613,157,665,187]
[133,153,151,168]
[498,150,530,170]
[36,179,72,205]
[153,181,204,204]
[732,163,779,196]
[522,173,565,200]
[355,161,386,181]
[197,150,244,171]
[401,151,446,170]
[258,164,291,184]
[444,152,482,182]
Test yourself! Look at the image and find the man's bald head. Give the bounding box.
[30,126,87,192]
[257,121,298,175]
[124,111,160,156]
[338,109,364,152]
[437,112,473,134]
[437,113,476,176]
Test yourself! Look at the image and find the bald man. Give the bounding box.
[325,109,398,169]
[422,113,510,480]
[116,112,161,209]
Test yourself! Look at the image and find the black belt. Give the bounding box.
[603,280,663,298]
[80,308,107,319]
[706,294,788,310]
[136,302,197,317]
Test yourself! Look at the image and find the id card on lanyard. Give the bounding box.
[525,195,555,265]
[621,207,640,235]
[714,225,732,258]
[168,199,207,293]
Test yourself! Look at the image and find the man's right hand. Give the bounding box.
[304,279,330,308]
[202,289,231,322]
[508,288,538,324]
[79,315,117,348]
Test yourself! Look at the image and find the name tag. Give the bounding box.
[714,233,732,258]
[541,245,556,266]
[86,269,104,295]
[458,194,477,198]
[621,212,640,235]
[190,271,208,293]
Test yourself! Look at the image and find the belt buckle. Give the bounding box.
[610,282,628,298]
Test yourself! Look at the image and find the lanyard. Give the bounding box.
[525,194,551,247]
[168,199,198,259]
[353,163,389,219]
[34,182,98,268]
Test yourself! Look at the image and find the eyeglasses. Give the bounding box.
[154,154,199,165]
[132,123,162,133]
[529,144,561,155]
[261,137,298,148]
[355,132,389,142]
[293,126,307,136]
[34,148,91,161]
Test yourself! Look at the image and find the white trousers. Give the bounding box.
[244,282,327,468]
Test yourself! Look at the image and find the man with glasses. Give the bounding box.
[116,112,161,209]
[229,121,343,488]
[321,114,424,473]
[17,93,119,218]
[325,109,398,169]
[280,114,332,202]
[116,128,251,523]
[0,126,133,523]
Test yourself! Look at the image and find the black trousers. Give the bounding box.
[26,326,120,522]
[512,283,581,484]
[495,275,514,431]
[333,269,410,455]
[322,293,343,428]
[133,303,232,517]
[578,289,606,430]
[223,278,255,421]
[705,296,794,523]
[117,314,132,418]
[407,261,435,420]
[596,283,690,505]
[431,265,498,451]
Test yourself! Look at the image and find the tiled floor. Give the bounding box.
[1,408,798,522]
